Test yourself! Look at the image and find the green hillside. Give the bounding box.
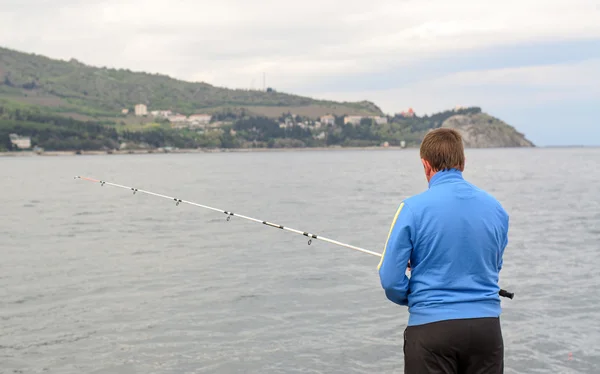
[0,46,535,153]
[0,46,382,119]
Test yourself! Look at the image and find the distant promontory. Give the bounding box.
[442,113,534,148]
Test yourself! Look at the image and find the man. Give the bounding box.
[378,128,508,374]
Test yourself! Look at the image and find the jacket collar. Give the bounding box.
[428,168,464,188]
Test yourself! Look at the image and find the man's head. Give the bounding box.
[419,128,465,182]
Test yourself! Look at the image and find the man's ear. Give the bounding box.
[421,158,431,173]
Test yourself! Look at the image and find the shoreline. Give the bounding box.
[0,145,412,157]
[2,144,580,158]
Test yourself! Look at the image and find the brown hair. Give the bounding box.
[419,128,465,171]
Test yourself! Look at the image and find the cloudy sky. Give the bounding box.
[1,0,599,146]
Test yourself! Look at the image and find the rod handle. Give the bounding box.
[499,289,514,299]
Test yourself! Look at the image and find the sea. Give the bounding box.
[1,147,599,374]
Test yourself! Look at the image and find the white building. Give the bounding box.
[344,116,363,125]
[134,104,148,116]
[168,114,188,123]
[188,114,212,124]
[151,110,172,118]
[372,116,388,125]
[9,134,31,149]
[320,115,335,126]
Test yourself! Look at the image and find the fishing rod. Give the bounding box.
[74,176,514,299]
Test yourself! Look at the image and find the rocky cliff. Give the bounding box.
[442,113,534,148]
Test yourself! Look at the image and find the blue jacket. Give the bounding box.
[378,169,509,326]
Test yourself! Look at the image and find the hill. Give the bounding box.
[442,113,534,147]
[0,46,535,153]
[0,46,382,120]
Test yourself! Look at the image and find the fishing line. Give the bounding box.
[74,176,514,299]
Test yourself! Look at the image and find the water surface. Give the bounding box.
[1,147,599,373]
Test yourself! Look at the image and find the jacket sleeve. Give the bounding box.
[377,202,415,306]
[498,214,509,271]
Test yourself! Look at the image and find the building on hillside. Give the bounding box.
[168,114,188,123]
[399,108,415,117]
[169,115,189,129]
[372,116,388,124]
[9,134,31,149]
[151,110,173,118]
[320,115,335,126]
[189,114,212,124]
[134,104,148,116]
[121,109,129,115]
[344,115,363,125]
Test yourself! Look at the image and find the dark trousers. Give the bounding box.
[403,317,504,374]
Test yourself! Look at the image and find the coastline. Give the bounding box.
[0,145,411,157]
[3,144,572,158]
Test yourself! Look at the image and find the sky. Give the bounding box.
[1,0,599,146]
